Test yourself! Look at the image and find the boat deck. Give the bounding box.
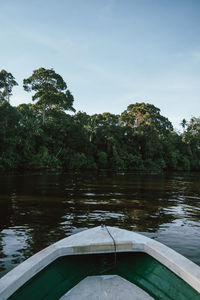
[1,226,200,300]
[60,275,154,300]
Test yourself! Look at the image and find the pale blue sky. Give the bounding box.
[1,0,200,130]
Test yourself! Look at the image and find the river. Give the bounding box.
[0,171,200,278]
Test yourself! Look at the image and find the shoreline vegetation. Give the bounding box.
[0,68,200,173]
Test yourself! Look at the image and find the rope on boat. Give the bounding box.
[101,224,117,266]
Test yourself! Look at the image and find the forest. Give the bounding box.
[0,68,200,172]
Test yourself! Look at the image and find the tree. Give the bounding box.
[120,102,173,133]
[0,101,21,169]
[181,117,200,169]
[23,68,75,124]
[16,103,44,167]
[180,118,187,131]
[0,70,18,102]
[120,103,174,170]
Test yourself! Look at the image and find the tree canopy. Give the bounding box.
[120,102,173,133]
[0,70,18,102]
[0,67,200,172]
[23,68,75,123]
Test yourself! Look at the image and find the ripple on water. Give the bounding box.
[0,171,200,278]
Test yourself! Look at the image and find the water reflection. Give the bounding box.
[0,172,200,277]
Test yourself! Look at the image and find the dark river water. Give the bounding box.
[0,171,200,278]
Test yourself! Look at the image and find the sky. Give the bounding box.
[0,0,200,130]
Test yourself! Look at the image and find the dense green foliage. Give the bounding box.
[23,68,75,124]
[0,68,200,172]
[0,70,18,102]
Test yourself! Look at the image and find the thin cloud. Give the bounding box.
[12,25,76,54]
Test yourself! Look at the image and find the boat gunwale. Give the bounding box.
[0,226,200,299]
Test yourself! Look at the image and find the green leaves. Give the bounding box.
[120,102,173,133]
[0,67,200,172]
[23,68,67,92]
[23,68,75,124]
[0,70,18,102]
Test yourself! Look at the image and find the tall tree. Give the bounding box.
[180,118,187,130]
[0,101,21,169]
[0,70,18,102]
[23,68,75,124]
[120,102,173,133]
[120,103,174,169]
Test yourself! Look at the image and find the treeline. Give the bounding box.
[0,68,200,172]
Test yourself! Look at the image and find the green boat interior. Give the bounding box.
[9,252,200,300]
